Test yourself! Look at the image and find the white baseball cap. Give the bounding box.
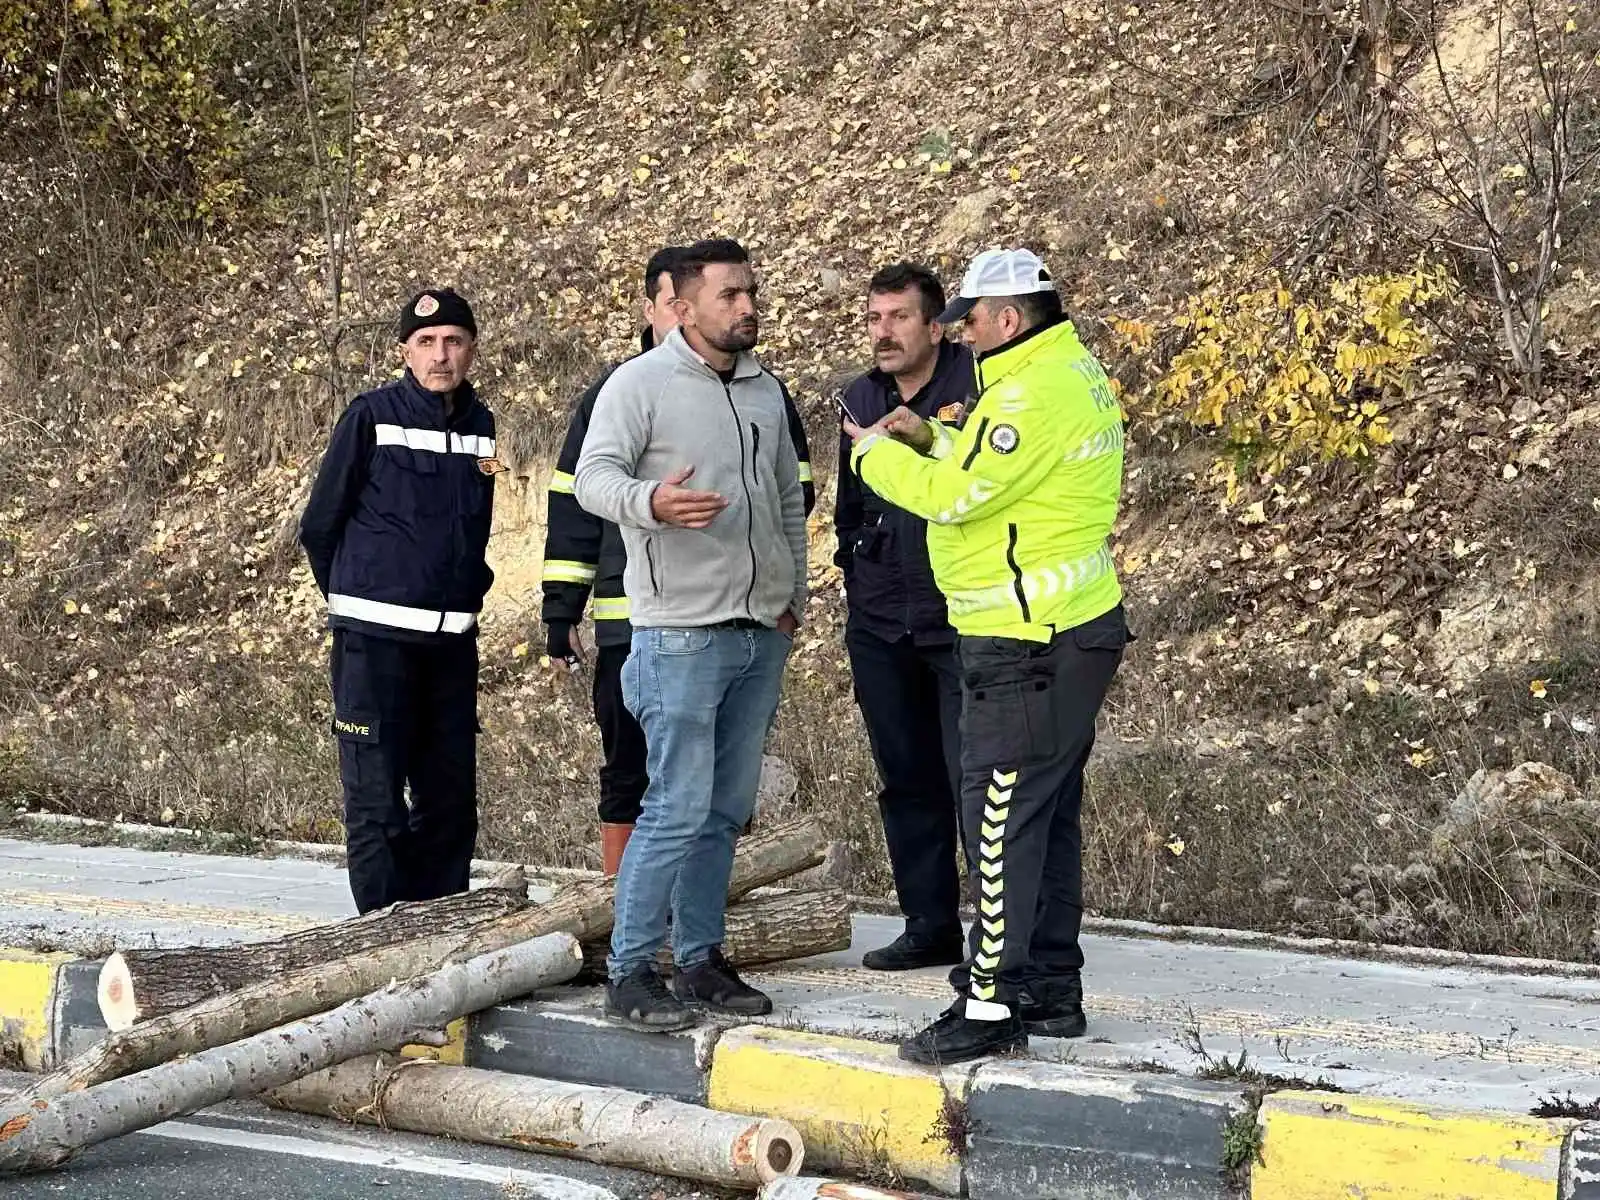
[938,248,1056,325]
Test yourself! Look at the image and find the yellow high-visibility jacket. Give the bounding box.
[852,318,1124,642]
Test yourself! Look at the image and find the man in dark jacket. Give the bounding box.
[542,247,815,877]
[299,287,498,914]
[836,262,977,970]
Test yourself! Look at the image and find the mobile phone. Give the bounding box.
[837,392,865,427]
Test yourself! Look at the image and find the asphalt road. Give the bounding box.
[0,1078,731,1200]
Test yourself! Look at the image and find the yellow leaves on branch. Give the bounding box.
[1131,264,1455,495]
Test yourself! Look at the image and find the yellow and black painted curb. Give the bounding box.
[4,947,1594,1199]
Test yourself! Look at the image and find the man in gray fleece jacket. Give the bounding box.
[574,238,808,1032]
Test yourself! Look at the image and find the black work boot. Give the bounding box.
[1020,996,1088,1038]
[1020,977,1087,1038]
[862,930,966,972]
[899,1000,1026,1065]
[605,964,698,1033]
[672,947,773,1016]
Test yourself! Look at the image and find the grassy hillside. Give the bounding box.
[2,0,1599,958]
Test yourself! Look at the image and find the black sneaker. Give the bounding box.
[605,964,698,1033]
[1020,997,1088,1038]
[862,931,966,972]
[672,948,773,1016]
[899,1002,1026,1065]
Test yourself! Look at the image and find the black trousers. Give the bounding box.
[846,626,965,942]
[331,630,480,914]
[949,606,1128,1008]
[593,642,649,824]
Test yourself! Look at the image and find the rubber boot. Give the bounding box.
[601,822,634,877]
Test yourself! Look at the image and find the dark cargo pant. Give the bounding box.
[331,629,480,914]
[593,642,649,824]
[845,626,967,943]
[949,605,1130,1009]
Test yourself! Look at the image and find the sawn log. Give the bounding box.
[0,934,584,1175]
[267,1053,805,1187]
[97,816,821,1029]
[579,887,852,975]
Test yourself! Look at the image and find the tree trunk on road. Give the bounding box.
[268,1053,805,1187]
[98,819,821,1030]
[27,819,823,1106]
[0,935,583,1175]
[579,888,851,975]
[98,879,530,1027]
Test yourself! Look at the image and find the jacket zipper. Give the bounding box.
[724,384,758,618]
[1006,523,1031,624]
[645,539,659,594]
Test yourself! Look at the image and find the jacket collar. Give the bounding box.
[866,338,970,405]
[400,368,479,426]
[660,326,763,381]
[975,317,1074,393]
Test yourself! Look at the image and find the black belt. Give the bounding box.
[705,618,767,630]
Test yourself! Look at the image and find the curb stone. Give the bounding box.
[707,1025,973,1195]
[466,994,718,1103]
[8,944,1600,1200]
[964,1059,1239,1199]
[1255,1091,1572,1200]
[1566,1124,1600,1199]
[0,949,75,1070]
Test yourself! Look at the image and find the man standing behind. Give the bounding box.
[844,249,1130,1065]
[299,288,498,914]
[575,238,808,1033]
[543,247,816,877]
[836,263,976,971]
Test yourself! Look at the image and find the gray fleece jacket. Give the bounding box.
[572,328,808,630]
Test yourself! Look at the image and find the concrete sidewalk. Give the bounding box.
[4,831,1600,1199]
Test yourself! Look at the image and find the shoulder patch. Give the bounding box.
[988,423,1020,455]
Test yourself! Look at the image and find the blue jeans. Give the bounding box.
[610,625,791,981]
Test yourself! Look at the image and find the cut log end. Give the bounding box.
[753,1117,805,1182]
[98,953,138,1033]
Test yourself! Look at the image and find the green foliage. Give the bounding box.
[1117,264,1455,500]
[0,0,242,222]
[1221,1106,1265,1179]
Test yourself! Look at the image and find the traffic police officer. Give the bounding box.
[299,287,498,914]
[843,248,1130,1064]
[542,247,815,877]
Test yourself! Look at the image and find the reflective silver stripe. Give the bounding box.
[1063,425,1124,463]
[328,593,477,633]
[944,545,1114,619]
[934,478,998,525]
[374,425,496,457]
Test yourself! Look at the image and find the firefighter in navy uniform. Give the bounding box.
[835,262,978,971]
[299,287,498,915]
[541,247,815,876]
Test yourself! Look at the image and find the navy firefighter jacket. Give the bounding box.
[299,368,497,642]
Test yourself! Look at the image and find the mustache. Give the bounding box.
[874,340,903,354]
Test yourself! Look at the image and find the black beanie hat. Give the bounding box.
[397,287,478,342]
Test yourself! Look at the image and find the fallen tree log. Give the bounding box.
[98,880,530,1028]
[25,818,824,1106]
[579,887,852,976]
[267,1053,804,1187]
[25,877,614,1103]
[0,934,583,1175]
[97,817,821,1030]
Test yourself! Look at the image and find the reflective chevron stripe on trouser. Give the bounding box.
[970,767,1017,1003]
